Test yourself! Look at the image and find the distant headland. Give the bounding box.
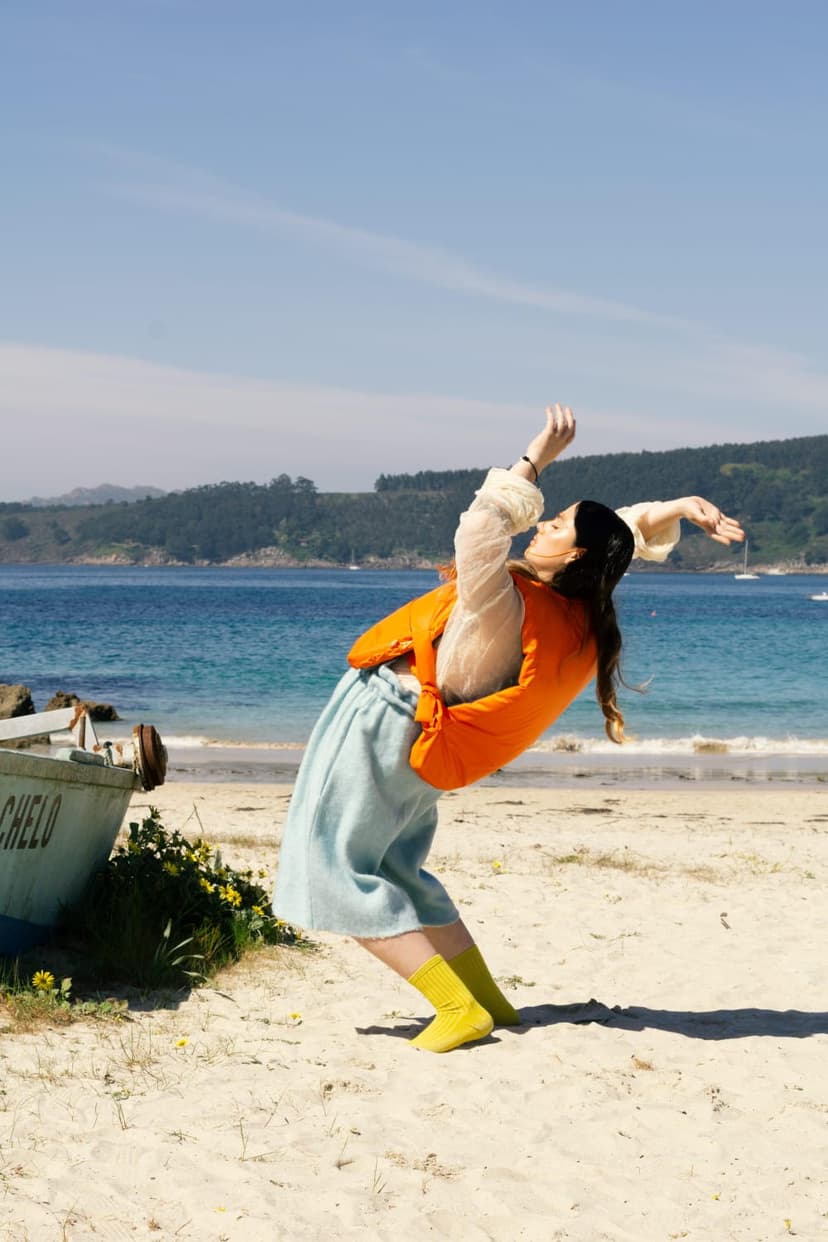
[2,435,826,572]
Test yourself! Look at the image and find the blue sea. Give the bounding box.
[2,566,827,782]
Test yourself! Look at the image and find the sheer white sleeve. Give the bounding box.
[436,469,544,704]
[616,502,681,563]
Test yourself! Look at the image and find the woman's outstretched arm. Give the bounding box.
[632,497,745,546]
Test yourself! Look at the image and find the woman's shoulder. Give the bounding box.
[514,572,588,624]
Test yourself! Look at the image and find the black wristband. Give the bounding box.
[521,455,539,483]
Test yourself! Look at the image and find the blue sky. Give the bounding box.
[1,1,826,496]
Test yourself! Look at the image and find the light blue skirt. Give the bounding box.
[272,665,458,938]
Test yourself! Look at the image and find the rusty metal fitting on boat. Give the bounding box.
[132,724,168,791]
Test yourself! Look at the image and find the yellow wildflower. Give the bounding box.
[176,1037,189,1048]
[288,1012,302,1024]
[199,877,215,894]
[32,970,55,992]
[163,861,180,876]
[491,860,503,872]
[252,905,265,916]
[218,884,242,907]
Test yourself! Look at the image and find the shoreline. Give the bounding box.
[2,556,827,573]
[163,741,828,788]
[17,734,827,788]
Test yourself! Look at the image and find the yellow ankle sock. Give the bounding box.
[407,955,493,1053]
[448,945,522,1026]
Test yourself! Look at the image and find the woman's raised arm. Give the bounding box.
[510,403,577,483]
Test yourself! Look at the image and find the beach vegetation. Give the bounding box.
[498,974,536,989]
[60,808,310,989]
[0,959,128,1033]
[544,845,719,883]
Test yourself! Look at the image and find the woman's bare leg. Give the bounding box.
[355,929,439,979]
[354,919,475,975]
[421,917,475,960]
[357,918,519,1026]
[354,928,493,1052]
[425,919,521,1026]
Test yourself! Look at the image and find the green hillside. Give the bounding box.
[1,436,826,570]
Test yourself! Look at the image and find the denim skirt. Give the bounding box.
[272,665,458,938]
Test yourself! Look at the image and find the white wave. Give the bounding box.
[157,734,215,749]
[163,734,305,751]
[529,734,828,757]
[159,731,828,758]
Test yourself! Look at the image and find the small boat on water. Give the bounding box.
[734,540,760,580]
[810,591,828,602]
[0,707,166,954]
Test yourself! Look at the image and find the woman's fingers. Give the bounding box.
[686,498,745,543]
[714,514,745,542]
[709,515,745,545]
[545,402,576,439]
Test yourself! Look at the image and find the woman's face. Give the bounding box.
[525,503,583,581]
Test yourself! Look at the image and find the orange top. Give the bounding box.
[348,573,597,790]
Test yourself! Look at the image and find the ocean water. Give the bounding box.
[1,566,827,770]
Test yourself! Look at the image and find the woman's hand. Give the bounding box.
[636,496,745,545]
[519,403,577,479]
[679,496,745,545]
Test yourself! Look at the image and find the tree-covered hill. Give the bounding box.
[1,435,826,569]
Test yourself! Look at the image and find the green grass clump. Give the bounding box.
[62,808,307,988]
[0,961,127,1033]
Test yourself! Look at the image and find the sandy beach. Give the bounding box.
[1,779,826,1241]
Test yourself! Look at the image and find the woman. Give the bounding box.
[273,405,743,1053]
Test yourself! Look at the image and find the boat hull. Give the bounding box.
[0,749,137,955]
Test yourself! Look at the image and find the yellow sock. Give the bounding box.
[448,944,522,1026]
[407,955,493,1053]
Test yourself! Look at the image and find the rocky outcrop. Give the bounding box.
[0,683,35,719]
[44,691,121,721]
[0,682,45,749]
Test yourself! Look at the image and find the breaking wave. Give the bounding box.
[530,735,828,757]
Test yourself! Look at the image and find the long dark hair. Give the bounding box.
[549,499,635,742]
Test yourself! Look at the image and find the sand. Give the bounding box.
[1,780,826,1241]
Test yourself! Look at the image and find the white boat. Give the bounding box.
[734,540,760,580]
[810,591,828,601]
[0,707,166,954]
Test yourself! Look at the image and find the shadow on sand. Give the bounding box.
[357,1000,828,1044]
[517,999,828,1040]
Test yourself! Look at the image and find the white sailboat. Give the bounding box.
[734,539,759,580]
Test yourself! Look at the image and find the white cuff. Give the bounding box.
[474,467,545,534]
[616,502,681,563]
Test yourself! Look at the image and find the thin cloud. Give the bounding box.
[0,341,723,498]
[91,147,828,411]
[93,144,691,330]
